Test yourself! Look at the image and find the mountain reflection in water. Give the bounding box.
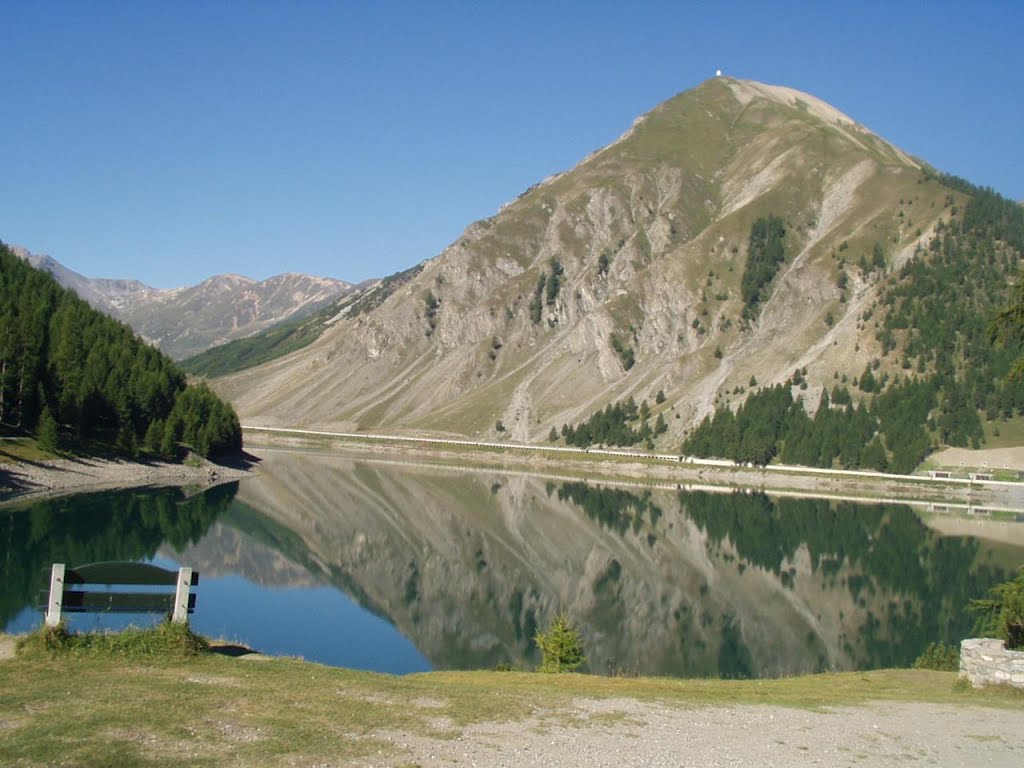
[2,450,1019,678]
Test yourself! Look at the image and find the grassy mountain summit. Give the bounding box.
[213,77,1021,461]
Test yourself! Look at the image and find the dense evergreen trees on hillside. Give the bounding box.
[740,214,786,318]
[684,384,800,466]
[0,242,241,458]
[682,381,936,472]
[682,180,1024,472]
[991,266,1024,379]
[560,396,666,449]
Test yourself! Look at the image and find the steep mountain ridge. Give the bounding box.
[12,246,354,359]
[213,78,962,443]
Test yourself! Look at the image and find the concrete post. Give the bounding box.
[45,563,65,628]
[172,567,192,624]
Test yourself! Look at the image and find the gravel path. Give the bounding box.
[370,698,1023,767]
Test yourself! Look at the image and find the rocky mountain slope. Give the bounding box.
[213,77,963,442]
[11,245,354,359]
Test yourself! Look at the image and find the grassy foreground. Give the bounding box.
[1,626,1021,768]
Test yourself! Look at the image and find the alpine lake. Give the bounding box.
[4,448,1023,678]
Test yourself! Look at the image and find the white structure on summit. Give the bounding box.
[716,69,722,77]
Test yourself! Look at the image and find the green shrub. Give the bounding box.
[970,567,1024,649]
[535,613,586,673]
[912,641,959,671]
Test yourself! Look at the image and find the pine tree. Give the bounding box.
[36,407,60,452]
[654,413,668,435]
[535,613,586,673]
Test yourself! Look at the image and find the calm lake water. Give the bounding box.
[3,449,1021,677]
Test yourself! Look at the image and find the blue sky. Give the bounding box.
[1,1,1021,288]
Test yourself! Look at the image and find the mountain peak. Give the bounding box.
[204,79,968,444]
[720,78,859,125]
[197,273,257,290]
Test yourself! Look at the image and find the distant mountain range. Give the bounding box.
[10,246,355,359]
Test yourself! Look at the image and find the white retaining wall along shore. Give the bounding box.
[960,638,1024,689]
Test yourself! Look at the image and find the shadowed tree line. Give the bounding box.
[0,242,241,458]
[682,380,935,473]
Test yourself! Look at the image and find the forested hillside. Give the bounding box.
[681,178,1024,471]
[0,242,241,458]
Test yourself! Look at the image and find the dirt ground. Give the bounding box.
[365,697,1023,768]
[930,445,1024,472]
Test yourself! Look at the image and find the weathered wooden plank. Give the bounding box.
[60,561,199,587]
[38,561,200,623]
[59,591,197,614]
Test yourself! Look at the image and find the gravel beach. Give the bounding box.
[0,454,253,505]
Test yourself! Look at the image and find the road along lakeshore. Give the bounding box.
[241,425,1024,512]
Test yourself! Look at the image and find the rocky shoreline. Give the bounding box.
[0,454,255,506]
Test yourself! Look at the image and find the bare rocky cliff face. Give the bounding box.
[216,77,955,443]
[11,245,354,359]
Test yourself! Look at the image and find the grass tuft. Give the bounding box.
[16,620,210,660]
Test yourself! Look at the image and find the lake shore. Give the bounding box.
[4,430,1024,512]
[242,430,1024,511]
[0,453,254,506]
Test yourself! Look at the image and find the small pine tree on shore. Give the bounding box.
[37,407,60,452]
[535,613,586,673]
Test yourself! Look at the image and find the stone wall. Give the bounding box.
[960,638,1024,689]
